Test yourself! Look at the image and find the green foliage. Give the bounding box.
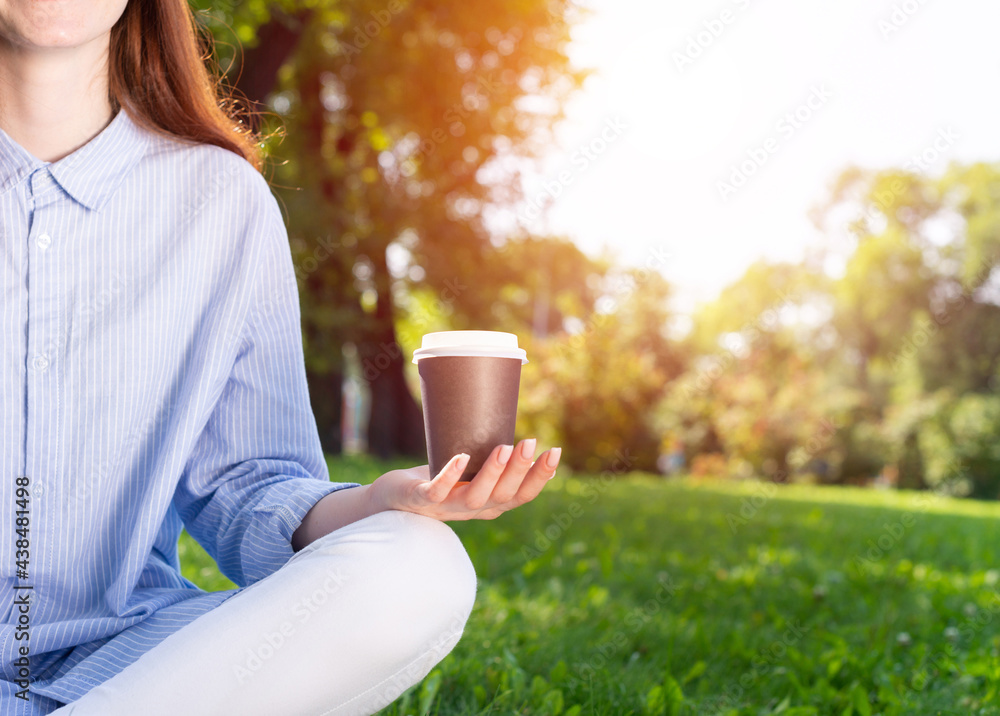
[186,1,1000,492]
[659,262,846,481]
[668,162,1000,490]
[189,0,586,455]
[256,0,585,360]
[178,456,1000,713]
[940,163,1000,291]
[832,232,933,367]
[915,393,1000,500]
[395,235,609,418]
[516,269,684,473]
[188,0,275,55]
[911,301,1000,395]
[440,235,608,338]
[687,261,828,355]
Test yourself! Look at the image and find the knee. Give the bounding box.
[306,509,478,647]
[376,510,478,635]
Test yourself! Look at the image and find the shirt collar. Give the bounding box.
[0,123,39,198]
[0,108,149,212]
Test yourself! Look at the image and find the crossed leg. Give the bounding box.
[50,510,477,716]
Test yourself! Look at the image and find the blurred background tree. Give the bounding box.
[520,268,685,473]
[191,0,584,459]
[654,163,1000,494]
[185,2,1000,497]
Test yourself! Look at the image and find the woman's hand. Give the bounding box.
[368,439,562,521]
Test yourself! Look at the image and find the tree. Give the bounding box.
[193,0,584,458]
[519,269,684,473]
[817,163,1000,490]
[663,262,843,481]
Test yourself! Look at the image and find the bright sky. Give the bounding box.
[519,0,1000,314]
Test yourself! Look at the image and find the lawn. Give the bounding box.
[178,456,1000,715]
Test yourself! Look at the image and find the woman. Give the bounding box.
[0,1,561,714]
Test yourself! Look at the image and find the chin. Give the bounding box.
[0,0,127,51]
[25,27,96,48]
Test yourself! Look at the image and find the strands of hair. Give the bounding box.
[108,0,263,171]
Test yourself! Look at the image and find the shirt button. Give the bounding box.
[32,354,49,371]
[36,233,52,250]
[33,482,44,497]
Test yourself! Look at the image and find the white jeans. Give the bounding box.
[50,510,477,716]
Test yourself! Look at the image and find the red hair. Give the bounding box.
[109,0,262,171]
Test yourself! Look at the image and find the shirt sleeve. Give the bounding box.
[173,177,360,588]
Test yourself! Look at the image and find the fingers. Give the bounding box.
[489,438,538,504]
[462,443,515,509]
[416,440,563,517]
[510,447,561,507]
[421,453,469,503]
[476,446,561,518]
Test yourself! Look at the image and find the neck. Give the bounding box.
[0,35,114,163]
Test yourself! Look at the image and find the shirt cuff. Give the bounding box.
[243,478,361,584]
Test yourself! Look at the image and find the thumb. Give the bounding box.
[423,453,470,502]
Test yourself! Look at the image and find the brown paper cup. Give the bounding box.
[417,355,522,481]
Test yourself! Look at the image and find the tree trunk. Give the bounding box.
[230,9,313,126]
[295,39,351,456]
[229,10,424,460]
[897,432,927,491]
[306,364,344,455]
[226,8,349,455]
[360,251,426,460]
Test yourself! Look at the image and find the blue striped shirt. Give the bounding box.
[0,108,358,710]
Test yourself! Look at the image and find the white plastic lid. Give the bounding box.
[412,330,528,364]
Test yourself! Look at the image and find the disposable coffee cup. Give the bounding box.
[413,331,528,481]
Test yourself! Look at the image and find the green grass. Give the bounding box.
[178,459,1000,715]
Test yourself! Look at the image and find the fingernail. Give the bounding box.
[520,438,537,460]
[498,444,514,466]
[455,453,470,471]
[545,447,562,470]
